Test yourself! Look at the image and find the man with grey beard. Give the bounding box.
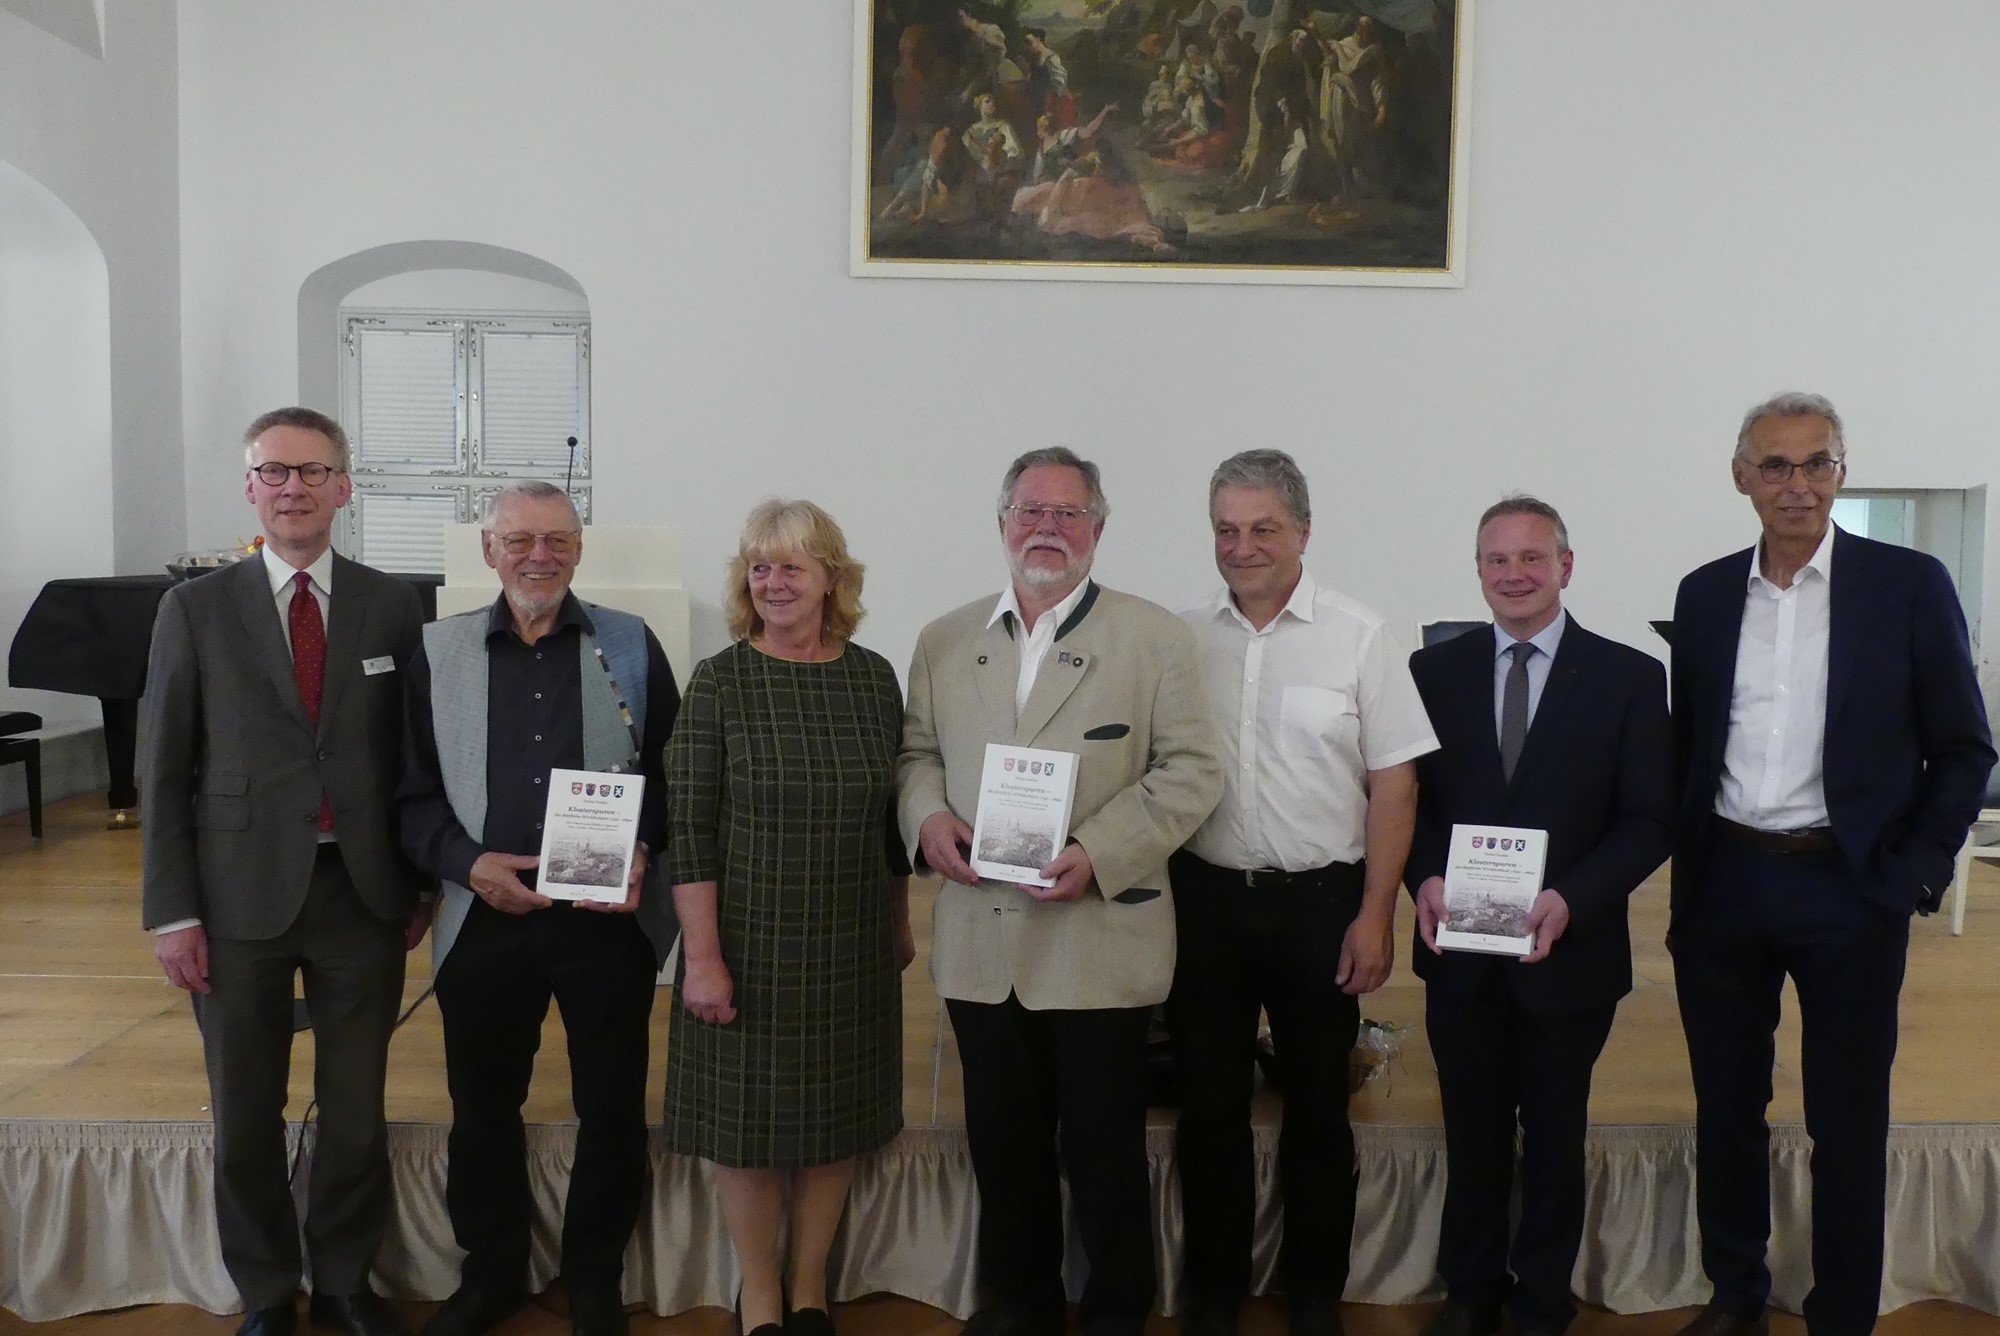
[398,481,679,1336]
[899,447,1224,1336]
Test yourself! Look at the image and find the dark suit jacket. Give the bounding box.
[141,553,429,938]
[1406,617,1673,1015]
[1670,527,1996,919]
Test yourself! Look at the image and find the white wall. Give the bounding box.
[0,0,179,727]
[175,0,2000,685]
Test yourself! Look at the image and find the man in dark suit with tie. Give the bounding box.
[143,407,430,1336]
[1668,393,1994,1336]
[1406,495,1672,1336]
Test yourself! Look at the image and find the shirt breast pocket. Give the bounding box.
[1279,686,1355,757]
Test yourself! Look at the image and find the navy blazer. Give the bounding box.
[1406,616,1672,1015]
[1669,527,1996,919]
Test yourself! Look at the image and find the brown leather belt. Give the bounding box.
[1714,816,1838,855]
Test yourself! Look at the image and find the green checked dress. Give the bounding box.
[662,639,910,1167]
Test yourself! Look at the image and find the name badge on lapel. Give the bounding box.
[362,656,396,676]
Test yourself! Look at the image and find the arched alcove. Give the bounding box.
[0,157,112,728]
[296,240,588,409]
[297,241,593,572]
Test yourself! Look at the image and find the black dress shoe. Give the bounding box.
[569,1283,630,1336]
[1181,1299,1239,1336]
[1286,1294,1346,1336]
[960,1304,1068,1336]
[238,1305,298,1336]
[1418,1300,1502,1336]
[785,1306,836,1336]
[310,1290,408,1336]
[1078,1317,1146,1336]
[1672,1307,1769,1336]
[419,1283,526,1336]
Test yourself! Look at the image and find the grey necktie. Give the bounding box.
[1499,641,1533,782]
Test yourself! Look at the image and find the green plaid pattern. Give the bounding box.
[663,640,908,1167]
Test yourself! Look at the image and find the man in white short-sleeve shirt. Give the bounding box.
[1172,449,1437,1336]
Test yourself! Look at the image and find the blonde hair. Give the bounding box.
[725,498,866,643]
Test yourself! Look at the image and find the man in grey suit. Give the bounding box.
[899,447,1224,1336]
[143,407,430,1336]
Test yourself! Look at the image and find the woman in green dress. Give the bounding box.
[664,499,914,1336]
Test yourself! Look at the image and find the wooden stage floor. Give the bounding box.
[3,795,1998,1334]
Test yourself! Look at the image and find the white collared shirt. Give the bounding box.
[1493,609,1568,735]
[262,543,335,651]
[988,576,1093,713]
[1181,571,1438,870]
[1715,525,1834,830]
[155,544,340,935]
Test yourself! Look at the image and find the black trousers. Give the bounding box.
[1672,835,1910,1336]
[434,899,658,1290]
[1425,968,1616,1333]
[1164,852,1364,1311]
[945,992,1155,1335]
[200,846,406,1307]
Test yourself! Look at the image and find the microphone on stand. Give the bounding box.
[564,436,580,504]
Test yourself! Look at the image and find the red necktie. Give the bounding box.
[289,571,335,833]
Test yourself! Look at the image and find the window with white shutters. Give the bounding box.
[337,310,590,572]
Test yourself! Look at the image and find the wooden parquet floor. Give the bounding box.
[4,794,1998,1333]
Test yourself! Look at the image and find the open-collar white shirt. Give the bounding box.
[988,575,1092,714]
[1716,524,1835,830]
[1181,570,1437,871]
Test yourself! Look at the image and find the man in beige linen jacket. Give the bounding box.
[899,447,1223,1336]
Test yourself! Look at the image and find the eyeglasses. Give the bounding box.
[1750,455,1843,484]
[1004,504,1096,528]
[493,530,580,556]
[249,462,342,487]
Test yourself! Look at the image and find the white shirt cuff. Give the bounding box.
[151,918,202,935]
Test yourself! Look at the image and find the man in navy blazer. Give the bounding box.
[1406,496,1672,1336]
[1668,393,1994,1336]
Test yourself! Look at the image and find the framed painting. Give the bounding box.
[850,0,1473,286]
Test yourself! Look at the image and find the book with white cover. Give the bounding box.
[970,744,1081,887]
[537,768,644,904]
[1436,823,1547,956]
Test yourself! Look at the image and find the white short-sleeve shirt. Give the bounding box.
[1182,571,1438,870]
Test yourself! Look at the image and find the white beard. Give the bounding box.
[505,584,566,622]
[1010,542,1091,594]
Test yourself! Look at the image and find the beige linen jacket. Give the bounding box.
[898,583,1223,1009]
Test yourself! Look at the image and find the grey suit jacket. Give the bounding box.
[898,583,1223,1010]
[141,554,428,938]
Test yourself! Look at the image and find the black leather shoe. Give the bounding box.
[309,1290,407,1336]
[1287,1294,1346,1336]
[1673,1307,1769,1336]
[238,1305,299,1336]
[569,1283,629,1336]
[1182,1298,1240,1336]
[785,1306,836,1336]
[1418,1300,1502,1336]
[960,1304,1068,1336]
[419,1283,525,1336]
